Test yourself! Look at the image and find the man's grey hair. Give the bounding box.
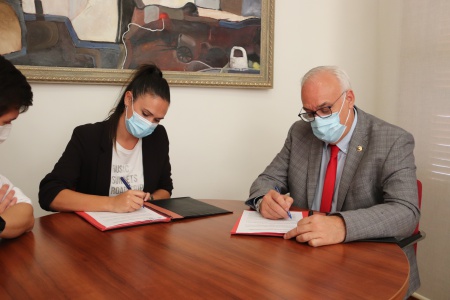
[301,66,352,92]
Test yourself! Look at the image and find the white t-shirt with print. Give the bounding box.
[0,173,32,204]
[110,139,144,196]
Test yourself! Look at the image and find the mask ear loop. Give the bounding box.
[343,95,352,127]
[337,92,347,114]
[338,92,351,127]
[331,94,351,144]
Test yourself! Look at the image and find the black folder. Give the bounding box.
[145,197,232,220]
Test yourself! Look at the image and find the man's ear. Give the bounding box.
[346,90,355,109]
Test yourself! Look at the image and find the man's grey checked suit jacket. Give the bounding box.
[247,107,420,296]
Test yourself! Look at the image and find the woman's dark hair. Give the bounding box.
[0,55,33,116]
[107,64,170,142]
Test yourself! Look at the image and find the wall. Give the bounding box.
[377,0,402,123]
[393,2,450,299]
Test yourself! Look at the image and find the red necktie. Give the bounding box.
[320,145,340,213]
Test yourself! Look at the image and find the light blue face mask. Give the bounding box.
[310,95,350,144]
[125,99,157,138]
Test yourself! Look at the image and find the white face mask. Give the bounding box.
[0,124,12,144]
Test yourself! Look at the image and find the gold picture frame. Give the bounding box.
[7,0,274,88]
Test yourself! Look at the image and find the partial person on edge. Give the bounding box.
[0,55,34,239]
[246,66,420,298]
[39,64,173,213]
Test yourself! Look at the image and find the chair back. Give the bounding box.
[414,180,423,253]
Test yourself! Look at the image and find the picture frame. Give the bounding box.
[3,0,274,88]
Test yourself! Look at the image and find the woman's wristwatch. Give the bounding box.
[0,216,6,234]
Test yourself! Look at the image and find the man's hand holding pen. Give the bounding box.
[258,187,346,247]
[258,189,294,220]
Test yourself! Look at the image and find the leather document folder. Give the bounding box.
[145,197,232,219]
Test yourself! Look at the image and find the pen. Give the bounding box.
[308,210,313,217]
[120,176,132,190]
[274,186,292,219]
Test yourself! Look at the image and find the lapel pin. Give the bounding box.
[357,146,363,152]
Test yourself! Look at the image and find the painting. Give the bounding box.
[0,0,274,88]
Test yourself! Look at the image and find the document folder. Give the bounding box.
[145,197,232,219]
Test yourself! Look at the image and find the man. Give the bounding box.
[0,55,34,238]
[246,66,420,297]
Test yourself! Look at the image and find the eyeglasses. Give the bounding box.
[298,91,347,122]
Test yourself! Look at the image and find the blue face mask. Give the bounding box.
[125,99,157,138]
[311,95,349,144]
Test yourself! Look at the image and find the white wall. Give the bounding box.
[377,0,402,122]
[1,0,379,219]
[383,2,450,299]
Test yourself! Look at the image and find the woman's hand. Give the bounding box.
[0,184,17,214]
[110,190,146,212]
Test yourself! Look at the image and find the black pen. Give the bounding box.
[274,186,292,219]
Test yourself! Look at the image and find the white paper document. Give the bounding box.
[84,207,168,228]
[233,210,305,235]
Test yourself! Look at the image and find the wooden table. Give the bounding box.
[0,200,409,299]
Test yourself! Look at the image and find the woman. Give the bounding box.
[39,64,173,212]
[0,55,35,238]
